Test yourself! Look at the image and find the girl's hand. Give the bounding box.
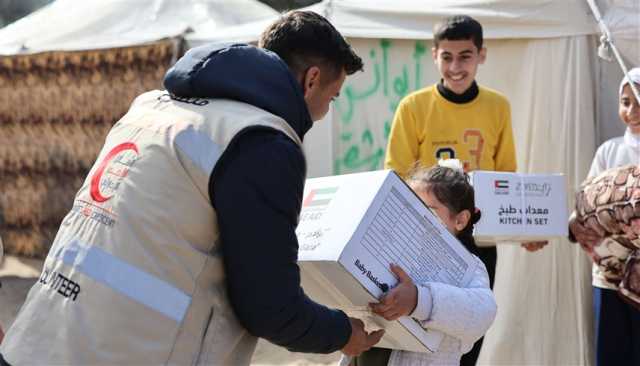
[369,264,417,321]
[569,217,601,255]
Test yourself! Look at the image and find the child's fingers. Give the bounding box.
[381,310,401,321]
[379,291,398,306]
[371,293,400,314]
[370,302,393,314]
[521,242,543,251]
[390,264,412,284]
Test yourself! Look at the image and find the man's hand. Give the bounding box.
[569,217,601,257]
[521,241,548,252]
[341,318,384,356]
[370,264,417,321]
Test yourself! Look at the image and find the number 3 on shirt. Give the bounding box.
[463,129,484,171]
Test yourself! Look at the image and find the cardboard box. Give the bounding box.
[470,171,568,243]
[296,170,480,353]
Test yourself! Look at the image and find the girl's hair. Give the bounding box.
[406,165,482,254]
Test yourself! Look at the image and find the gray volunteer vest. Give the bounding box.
[1,90,303,365]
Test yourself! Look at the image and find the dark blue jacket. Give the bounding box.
[164,44,351,353]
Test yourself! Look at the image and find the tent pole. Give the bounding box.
[586,0,640,103]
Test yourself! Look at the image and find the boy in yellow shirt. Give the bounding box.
[385,15,515,176]
[384,15,543,366]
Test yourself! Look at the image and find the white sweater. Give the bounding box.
[586,128,640,289]
[387,256,497,366]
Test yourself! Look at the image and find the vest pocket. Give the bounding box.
[193,306,214,365]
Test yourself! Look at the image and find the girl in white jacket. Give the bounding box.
[568,67,640,366]
[357,162,497,366]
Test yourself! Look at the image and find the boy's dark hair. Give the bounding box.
[433,15,483,51]
[407,165,482,255]
[259,11,363,81]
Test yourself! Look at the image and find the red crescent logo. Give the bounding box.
[90,142,139,203]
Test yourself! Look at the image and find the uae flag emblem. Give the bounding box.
[494,180,509,189]
[494,179,509,194]
[303,187,339,208]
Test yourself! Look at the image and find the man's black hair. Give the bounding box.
[259,11,363,80]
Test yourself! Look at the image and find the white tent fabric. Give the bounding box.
[303,0,597,39]
[601,0,640,61]
[188,0,597,45]
[476,36,597,365]
[593,0,640,143]
[0,0,277,54]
